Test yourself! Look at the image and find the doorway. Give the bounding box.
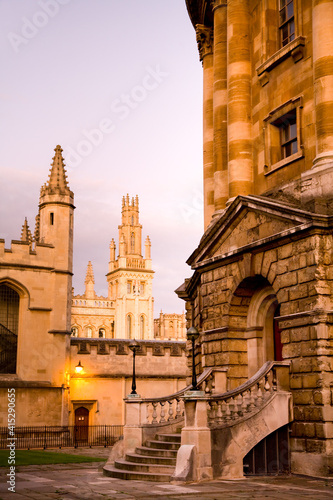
[74,407,89,442]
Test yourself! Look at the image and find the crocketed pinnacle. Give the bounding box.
[40,145,71,196]
[20,217,32,243]
[85,261,95,285]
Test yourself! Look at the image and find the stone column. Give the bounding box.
[312,0,333,168]
[211,1,229,212]
[196,25,215,229]
[227,0,253,199]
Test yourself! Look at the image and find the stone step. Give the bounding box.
[156,433,181,443]
[136,446,178,458]
[126,452,177,466]
[146,439,180,450]
[114,459,175,474]
[103,465,172,482]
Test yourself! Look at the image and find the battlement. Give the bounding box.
[70,339,187,379]
[0,239,55,267]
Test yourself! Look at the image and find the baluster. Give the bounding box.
[264,374,271,394]
[221,400,227,420]
[249,387,256,409]
[225,399,232,420]
[237,393,243,416]
[256,382,263,406]
[207,401,215,425]
[152,402,158,423]
[216,401,223,424]
[168,401,174,421]
[242,391,249,413]
[229,397,235,418]
[146,403,150,424]
[175,398,181,419]
[272,367,277,391]
[160,402,166,423]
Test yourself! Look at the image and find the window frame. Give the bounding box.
[263,96,303,175]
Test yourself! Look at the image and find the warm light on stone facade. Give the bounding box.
[178,0,333,479]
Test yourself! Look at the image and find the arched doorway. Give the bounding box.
[0,283,19,374]
[229,276,282,378]
[74,407,89,443]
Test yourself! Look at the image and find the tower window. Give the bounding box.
[279,0,295,47]
[98,328,105,338]
[127,281,132,294]
[127,315,132,338]
[131,233,135,253]
[140,315,145,339]
[50,212,54,225]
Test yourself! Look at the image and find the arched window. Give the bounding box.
[126,315,132,338]
[0,284,19,374]
[71,326,79,337]
[140,315,145,339]
[86,326,92,338]
[131,233,135,253]
[98,328,105,338]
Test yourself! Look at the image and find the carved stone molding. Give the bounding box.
[195,24,213,61]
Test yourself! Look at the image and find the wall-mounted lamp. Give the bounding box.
[75,360,83,374]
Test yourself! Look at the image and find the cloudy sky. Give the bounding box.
[0,0,204,315]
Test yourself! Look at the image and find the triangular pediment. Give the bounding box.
[188,195,317,268]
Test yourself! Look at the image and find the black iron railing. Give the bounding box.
[0,425,123,449]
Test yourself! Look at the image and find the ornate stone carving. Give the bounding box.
[195,24,213,61]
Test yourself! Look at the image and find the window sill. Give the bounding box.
[256,36,306,86]
[264,150,304,176]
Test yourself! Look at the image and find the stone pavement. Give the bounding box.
[0,448,332,500]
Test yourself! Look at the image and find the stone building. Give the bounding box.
[173,0,333,479]
[71,195,155,340]
[154,311,186,341]
[0,145,73,426]
[0,146,188,428]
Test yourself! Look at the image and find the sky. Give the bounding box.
[0,0,204,315]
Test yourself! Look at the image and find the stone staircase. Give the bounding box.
[104,432,181,482]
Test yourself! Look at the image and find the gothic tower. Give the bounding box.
[37,144,75,333]
[107,195,154,339]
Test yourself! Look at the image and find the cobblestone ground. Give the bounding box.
[0,448,332,500]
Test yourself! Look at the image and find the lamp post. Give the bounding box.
[129,339,139,395]
[187,326,200,390]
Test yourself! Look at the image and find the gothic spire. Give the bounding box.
[20,217,32,243]
[85,261,95,285]
[40,145,71,197]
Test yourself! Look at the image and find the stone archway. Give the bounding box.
[229,276,280,379]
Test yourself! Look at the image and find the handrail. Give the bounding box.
[206,360,290,401]
[130,367,220,403]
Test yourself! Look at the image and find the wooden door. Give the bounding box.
[75,407,89,442]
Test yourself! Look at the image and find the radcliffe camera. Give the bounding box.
[0,1,333,499]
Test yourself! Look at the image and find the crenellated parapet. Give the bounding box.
[70,339,187,378]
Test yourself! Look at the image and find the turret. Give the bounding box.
[84,261,95,299]
[118,194,142,256]
[37,145,74,271]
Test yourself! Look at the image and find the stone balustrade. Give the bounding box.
[206,361,290,427]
